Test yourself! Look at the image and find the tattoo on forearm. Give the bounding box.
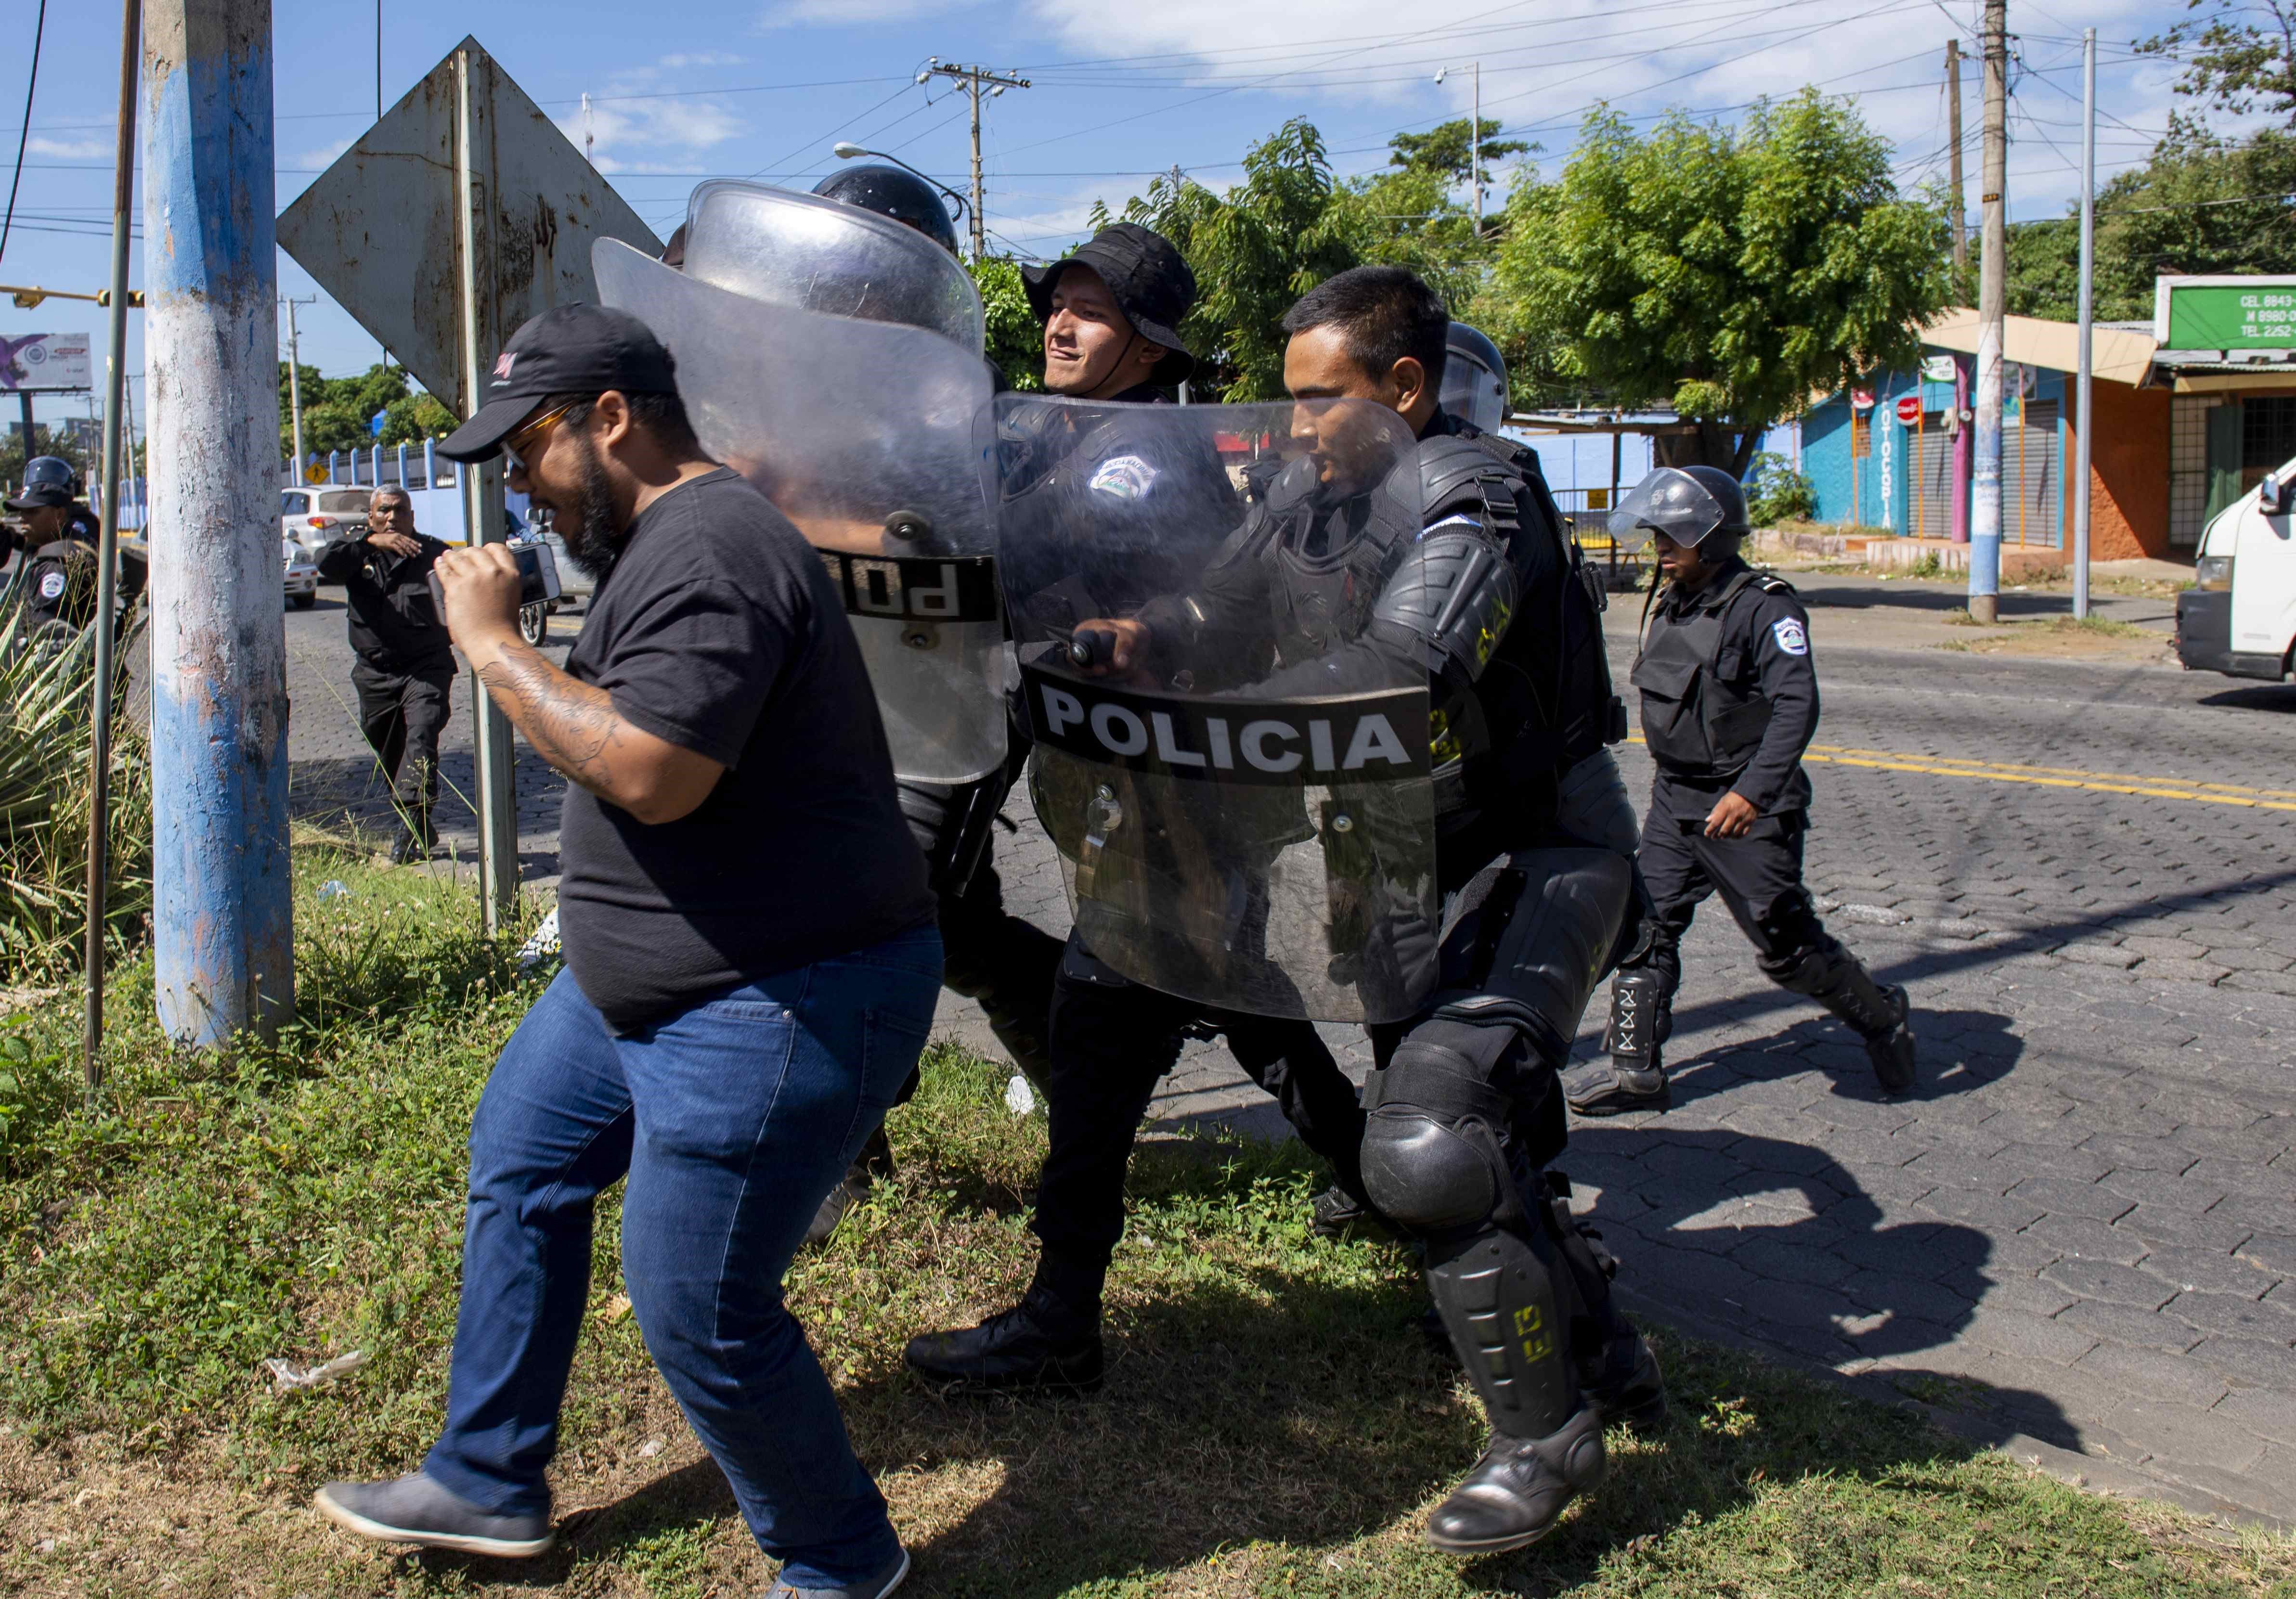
[478,642,623,798]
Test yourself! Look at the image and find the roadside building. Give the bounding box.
[1800,278,2296,565]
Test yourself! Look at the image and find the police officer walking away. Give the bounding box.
[317,486,456,864]
[1568,467,1916,1116]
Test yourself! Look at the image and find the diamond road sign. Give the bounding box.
[277,36,660,411]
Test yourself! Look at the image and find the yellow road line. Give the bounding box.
[1622,737,2296,813]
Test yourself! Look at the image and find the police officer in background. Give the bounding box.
[1568,467,1916,1117]
[913,267,1661,1557]
[5,456,143,633]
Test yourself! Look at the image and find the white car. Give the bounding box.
[284,536,318,609]
[2177,455,2296,683]
[281,485,372,568]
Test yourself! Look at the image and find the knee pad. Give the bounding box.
[1359,1032,1516,1233]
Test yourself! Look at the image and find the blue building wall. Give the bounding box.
[1806,357,2068,544]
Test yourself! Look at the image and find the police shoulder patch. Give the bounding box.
[37,570,67,601]
[1088,454,1158,502]
[1771,616,1810,656]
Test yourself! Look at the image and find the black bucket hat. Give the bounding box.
[1023,222,1198,386]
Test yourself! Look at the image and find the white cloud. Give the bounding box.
[26,136,108,160]
[658,51,747,69]
[296,136,358,170]
[556,93,745,167]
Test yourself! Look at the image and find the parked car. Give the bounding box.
[2178,459,2296,683]
[284,535,318,609]
[281,485,372,571]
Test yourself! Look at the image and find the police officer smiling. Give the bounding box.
[1568,466,1917,1117]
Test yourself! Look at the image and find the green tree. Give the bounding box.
[1386,117,1530,187]
[969,255,1044,391]
[2139,0,2296,123]
[2002,123,2296,322]
[1492,91,1949,474]
[1101,120,1368,400]
[0,425,92,497]
[379,392,456,446]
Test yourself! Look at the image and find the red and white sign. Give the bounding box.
[1850,388,1874,412]
[1895,394,1922,425]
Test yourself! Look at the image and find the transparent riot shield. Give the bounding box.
[991,393,1439,1023]
[596,206,1002,786]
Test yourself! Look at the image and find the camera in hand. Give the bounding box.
[428,540,563,618]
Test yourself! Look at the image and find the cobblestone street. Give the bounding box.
[284,571,2296,1525]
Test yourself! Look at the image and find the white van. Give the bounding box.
[2177,463,2296,683]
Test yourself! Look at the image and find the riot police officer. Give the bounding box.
[1567,467,1917,1117]
[910,267,1660,1556]
[5,456,141,632]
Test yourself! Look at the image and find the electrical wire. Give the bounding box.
[1,0,49,263]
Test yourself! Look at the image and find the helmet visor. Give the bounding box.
[1608,467,1727,550]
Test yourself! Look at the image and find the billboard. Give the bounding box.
[0,332,93,391]
[2154,275,2296,351]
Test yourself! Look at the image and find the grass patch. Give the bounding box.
[2040,613,2150,639]
[1,862,2289,1597]
[1942,607,1986,627]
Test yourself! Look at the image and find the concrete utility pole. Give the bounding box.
[2072,26,2096,620]
[83,0,140,1093]
[924,61,1030,259]
[1970,0,2008,624]
[281,294,315,471]
[1435,63,1485,237]
[144,0,295,1045]
[1946,38,1966,273]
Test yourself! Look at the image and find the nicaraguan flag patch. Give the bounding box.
[1088,454,1158,502]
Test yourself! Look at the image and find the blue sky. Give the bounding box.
[0,0,2217,435]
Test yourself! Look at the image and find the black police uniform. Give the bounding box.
[909,406,1662,1554]
[1586,556,1917,1109]
[19,510,143,635]
[317,530,457,857]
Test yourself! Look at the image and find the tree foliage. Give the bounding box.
[278,362,453,459]
[2139,0,2296,123]
[1492,91,1949,473]
[969,255,1044,391]
[1386,118,1530,186]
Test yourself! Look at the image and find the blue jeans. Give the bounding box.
[423,923,942,1589]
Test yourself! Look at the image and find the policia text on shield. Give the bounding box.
[908,266,1661,1558]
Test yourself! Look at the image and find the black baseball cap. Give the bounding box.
[438,302,680,462]
[1023,222,1198,386]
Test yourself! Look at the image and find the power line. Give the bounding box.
[1,0,49,263]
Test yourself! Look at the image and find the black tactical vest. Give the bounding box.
[1631,566,1789,778]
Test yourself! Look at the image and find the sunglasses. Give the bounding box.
[504,400,582,470]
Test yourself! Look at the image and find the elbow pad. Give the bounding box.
[1369,525,1519,683]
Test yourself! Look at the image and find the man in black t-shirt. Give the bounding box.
[314,305,936,1599]
[315,487,455,862]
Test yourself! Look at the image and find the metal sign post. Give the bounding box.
[278,35,659,936]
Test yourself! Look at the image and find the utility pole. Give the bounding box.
[83,0,140,1095]
[1946,38,1966,273]
[924,61,1030,259]
[144,0,295,1046]
[2072,26,2096,620]
[1434,63,1485,236]
[281,293,315,473]
[1970,0,2007,624]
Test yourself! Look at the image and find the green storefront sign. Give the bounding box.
[2157,275,2296,350]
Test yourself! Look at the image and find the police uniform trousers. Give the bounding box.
[1636,777,1814,1010]
[1027,935,1369,1303]
[353,660,455,828]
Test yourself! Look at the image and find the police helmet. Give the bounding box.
[812,164,960,257]
[6,454,83,511]
[1608,464,1751,550]
[1440,322,1510,433]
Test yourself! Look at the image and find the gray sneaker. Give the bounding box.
[314,1471,554,1558]
[768,1548,911,1598]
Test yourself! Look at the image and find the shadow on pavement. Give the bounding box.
[2199,683,2296,714]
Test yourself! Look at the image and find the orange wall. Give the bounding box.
[2064,381,2171,560]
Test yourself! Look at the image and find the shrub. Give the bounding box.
[1746,451,1817,525]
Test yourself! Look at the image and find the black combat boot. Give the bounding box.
[1582,1329,1667,1429]
[1568,968,1670,1116]
[1818,963,1917,1096]
[1424,1405,1608,1554]
[904,1264,1103,1395]
[805,1126,896,1248]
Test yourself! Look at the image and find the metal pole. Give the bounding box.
[1471,62,1482,239]
[2072,28,2096,620]
[967,72,985,262]
[1946,38,1965,275]
[145,0,294,1045]
[1970,0,2007,623]
[455,42,519,933]
[283,294,309,469]
[82,0,140,1097]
